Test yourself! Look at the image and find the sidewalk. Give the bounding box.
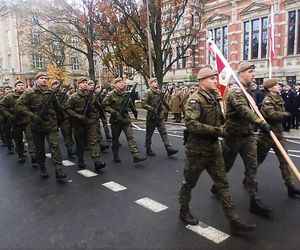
[136,108,300,139]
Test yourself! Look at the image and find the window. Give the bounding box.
[191,13,195,27]
[287,10,300,55]
[52,36,61,51]
[209,26,228,59]
[181,45,186,69]
[6,30,11,48]
[191,45,197,68]
[31,29,40,43]
[71,57,80,70]
[176,46,182,69]
[33,54,43,69]
[31,13,38,24]
[243,17,268,60]
[71,37,79,48]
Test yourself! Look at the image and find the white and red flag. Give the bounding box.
[208,37,232,96]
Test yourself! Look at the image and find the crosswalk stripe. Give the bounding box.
[45,153,51,158]
[186,223,230,244]
[62,160,75,167]
[77,169,98,177]
[269,151,300,158]
[102,181,127,192]
[135,197,168,213]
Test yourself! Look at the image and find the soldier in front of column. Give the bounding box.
[15,72,67,181]
[64,77,106,172]
[141,77,178,157]
[214,62,273,216]
[102,78,146,163]
[0,80,37,163]
[257,78,300,197]
[178,67,256,235]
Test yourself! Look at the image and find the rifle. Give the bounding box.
[83,82,97,117]
[58,85,70,104]
[33,81,63,127]
[156,88,169,113]
[119,83,138,118]
[95,87,106,119]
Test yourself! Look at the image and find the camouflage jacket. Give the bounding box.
[185,88,224,143]
[15,85,62,131]
[64,89,101,124]
[141,88,169,120]
[102,89,136,124]
[261,93,288,134]
[0,91,28,125]
[225,83,263,136]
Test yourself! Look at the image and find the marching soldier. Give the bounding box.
[64,77,106,172]
[257,78,300,197]
[0,80,36,163]
[141,77,178,157]
[15,72,67,181]
[102,78,146,163]
[178,67,256,235]
[213,61,273,216]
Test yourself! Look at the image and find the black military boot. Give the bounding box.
[55,168,67,180]
[8,147,14,155]
[106,133,112,140]
[31,156,38,167]
[287,185,300,198]
[78,159,86,169]
[167,148,178,156]
[250,198,273,216]
[179,209,199,225]
[133,156,147,163]
[67,148,76,159]
[18,153,26,163]
[113,153,121,163]
[100,144,110,152]
[229,219,256,235]
[146,148,155,156]
[95,161,106,172]
[40,167,49,179]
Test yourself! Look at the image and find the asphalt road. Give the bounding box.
[0,122,300,250]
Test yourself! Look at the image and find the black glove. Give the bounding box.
[260,123,271,135]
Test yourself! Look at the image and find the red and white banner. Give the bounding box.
[208,39,232,96]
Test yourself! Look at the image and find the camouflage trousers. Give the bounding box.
[223,135,259,199]
[179,140,239,221]
[145,119,171,150]
[60,118,74,151]
[32,129,62,170]
[100,115,110,136]
[74,122,101,162]
[257,132,293,187]
[111,122,139,157]
[12,123,36,157]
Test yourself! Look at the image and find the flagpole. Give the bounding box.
[269,0,275,78]
[207,36,300,182]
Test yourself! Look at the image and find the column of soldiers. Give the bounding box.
[0,63,299,236]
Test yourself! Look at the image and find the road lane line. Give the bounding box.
[102,181,127,192]
[132,123,145,131]
[286,139,300,145]
[45,153,51,158]
[135,197,168,213]
[62,160,75,167]
[269,151,300,158]
[186,222,230,244]
[77,169,98,177]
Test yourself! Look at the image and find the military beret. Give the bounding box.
[263,78,278,89]
[14,79,24,86]
[51,80,60,86]
[148,78,157,85]
[114,77,123,84]
[35,72,48,80]
[197,67,218,80]
[237,62,255,74]
[87,80,94,85]
[77,77,88,84]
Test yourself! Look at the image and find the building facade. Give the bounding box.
[164,0,300,86]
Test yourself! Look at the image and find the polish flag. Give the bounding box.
[208,40,232,96]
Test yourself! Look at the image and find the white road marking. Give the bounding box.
[135,197,168,213]
[132,123,145,131]
[269,151,300,158]
[24,143,28,147]
[186,223,230,244]
[62,160,75,167]
[45,153,51,158]
[77,169,98,177]
[102,181,127,192]
[286,139,300,145]
[287,150,300,153]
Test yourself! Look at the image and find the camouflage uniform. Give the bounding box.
[178,88,239,222]
[64,89,103,166]
[223,83,265,199]
[102,89,140,158]
[142,87,176,155]
[0,91,36,160]
[257,93,293,186]
[15,85,64,175]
